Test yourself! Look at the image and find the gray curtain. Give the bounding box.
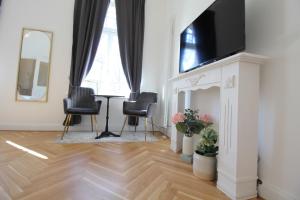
[65,0,110,126]
[115,0,145,126]
[115,0,145,101]
[70,0,110,87]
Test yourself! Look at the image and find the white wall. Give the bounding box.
[246,0,300,199]
[161,0,300,199]
[141,0,170,129]
[0,0,168,132]
[191,87,220,149]
[0,0,74,130]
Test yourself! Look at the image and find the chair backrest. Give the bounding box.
[136,92,157,110]
[70,86,96,108]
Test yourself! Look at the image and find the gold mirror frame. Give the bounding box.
[15,28,53,102]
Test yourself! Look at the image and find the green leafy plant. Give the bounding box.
[196,126,218,157]
[172,109,208,137]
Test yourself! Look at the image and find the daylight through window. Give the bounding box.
[81,0,130,97]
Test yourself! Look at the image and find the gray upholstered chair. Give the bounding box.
[62,86,102,139]
[120,92,158,141]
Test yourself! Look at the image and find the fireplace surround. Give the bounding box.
[169,52,267,200]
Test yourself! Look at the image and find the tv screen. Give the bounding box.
[179,0,245,73]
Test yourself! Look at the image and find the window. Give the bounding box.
[181,27,199,71]
[81,0,130,97]
[185,28,196,44]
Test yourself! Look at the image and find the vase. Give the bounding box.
[193,152,217,181]
[182,135,193,156]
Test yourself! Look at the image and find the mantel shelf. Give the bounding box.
[168,52,267,82]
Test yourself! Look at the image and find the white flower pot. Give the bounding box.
[182,135,193,156]
[193,152,217,181]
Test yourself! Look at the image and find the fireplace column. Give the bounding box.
[184,90,192,108]
[170,88,192,152]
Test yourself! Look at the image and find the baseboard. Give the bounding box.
[0,122,167,134]
[0,123,107,132]
[0,123,64,131]
[258,181,298,200]
[217,169,258,200]
[157,126,170,137]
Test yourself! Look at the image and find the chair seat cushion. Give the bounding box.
[124,109,147,117]
[66,107,99,115]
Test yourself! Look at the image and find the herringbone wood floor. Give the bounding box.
[0,131,259,200]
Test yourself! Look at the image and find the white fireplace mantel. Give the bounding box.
[168,52,267,200]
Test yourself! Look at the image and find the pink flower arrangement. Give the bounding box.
[199,114,213,124]
[171,112,186,124]
[171,109,214,136]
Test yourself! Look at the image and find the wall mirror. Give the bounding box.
[16,28,53,102]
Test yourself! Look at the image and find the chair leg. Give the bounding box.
[120,116,128,136]
[90,115,94,132]
[151,117,155,136]
[65,115,71,134]
[134,116,138,132]
[144,118,148,142]
[61,114,71,140]
[92,115,99,137]
[61,117,67,140]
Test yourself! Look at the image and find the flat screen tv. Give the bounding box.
[179,0,245,73]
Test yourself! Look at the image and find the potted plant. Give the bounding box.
[193,125,218,180]
[172,109,204,157]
